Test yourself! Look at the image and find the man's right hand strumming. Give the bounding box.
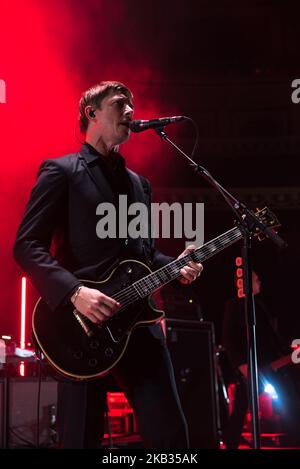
[71,286,120,324]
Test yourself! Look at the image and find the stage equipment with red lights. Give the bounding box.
[0,357,57,449]
[105,392,137,437]
[235,256,245,298]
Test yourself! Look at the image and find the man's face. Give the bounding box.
[252,272,261,295]
[93,91,134,146]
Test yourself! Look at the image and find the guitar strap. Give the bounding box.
[127,169,153,267]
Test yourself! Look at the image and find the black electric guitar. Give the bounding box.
[32,207,279,380]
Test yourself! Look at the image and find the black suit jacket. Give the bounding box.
[13,144,174,311]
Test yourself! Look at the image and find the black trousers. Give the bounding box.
[223,378,248,449]
[56,325,189,449]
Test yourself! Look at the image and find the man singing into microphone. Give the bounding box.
[13,81,203,449]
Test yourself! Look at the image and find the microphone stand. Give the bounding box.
[154,127,287,449]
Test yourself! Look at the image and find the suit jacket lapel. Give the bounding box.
[78,144,148,207]
[127,169,147,204]
[77,148,115,203]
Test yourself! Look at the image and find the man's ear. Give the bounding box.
[85,106,96,121]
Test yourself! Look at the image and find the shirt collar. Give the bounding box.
[80,142,126,170]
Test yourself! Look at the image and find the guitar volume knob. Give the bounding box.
[89,340,100,350]
[73,350,83,360]
[105,348,114,358]
[88,358,98,367]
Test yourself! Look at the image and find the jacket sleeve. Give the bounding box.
[13,159,81,311]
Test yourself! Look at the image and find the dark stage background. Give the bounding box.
[1,0,299,349]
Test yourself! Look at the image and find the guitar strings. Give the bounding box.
[80,228,242,330]
[112,226,241,305]
[110,227,241,312]
[115,226,240,305]
[114,230,241,311]
[112,227,241,309]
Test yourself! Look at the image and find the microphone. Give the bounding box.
[129,115,186,133]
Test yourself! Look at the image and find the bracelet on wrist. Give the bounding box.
[71,286,83,306]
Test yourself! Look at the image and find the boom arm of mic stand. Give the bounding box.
[155,127,287,248]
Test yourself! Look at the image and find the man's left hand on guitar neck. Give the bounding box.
[177,244,203,285]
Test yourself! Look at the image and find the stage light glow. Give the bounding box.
[264,382,278,400]
[19,361,25,377]
[20,277,27,350]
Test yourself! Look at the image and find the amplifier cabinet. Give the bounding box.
[165,319,221,448]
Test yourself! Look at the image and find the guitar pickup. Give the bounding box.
[73,309,94,337]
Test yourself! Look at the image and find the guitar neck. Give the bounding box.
[133,225,242,299]
[270,354,291,371]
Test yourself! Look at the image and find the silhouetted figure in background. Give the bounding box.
[222,271,300,448]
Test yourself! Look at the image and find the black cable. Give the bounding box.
[36,354,43,449]
[105,395,115,449]
[184,116,199,160]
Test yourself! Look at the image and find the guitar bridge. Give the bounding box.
[73,309,94,337]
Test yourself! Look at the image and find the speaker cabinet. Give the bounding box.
[165,319,221,448]
[0,373,57,448]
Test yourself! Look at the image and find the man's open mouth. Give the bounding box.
[120,121,130,128]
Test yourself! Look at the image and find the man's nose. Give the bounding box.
[124,104,133,118]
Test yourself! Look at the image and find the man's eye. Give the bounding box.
[114,100,133,111]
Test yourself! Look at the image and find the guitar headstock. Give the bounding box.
[253,206,281,241]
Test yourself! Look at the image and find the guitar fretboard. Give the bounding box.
[114,226,242,307]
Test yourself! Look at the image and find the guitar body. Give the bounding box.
[32,259,164,380]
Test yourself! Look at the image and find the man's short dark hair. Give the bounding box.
[78,81,133,133]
